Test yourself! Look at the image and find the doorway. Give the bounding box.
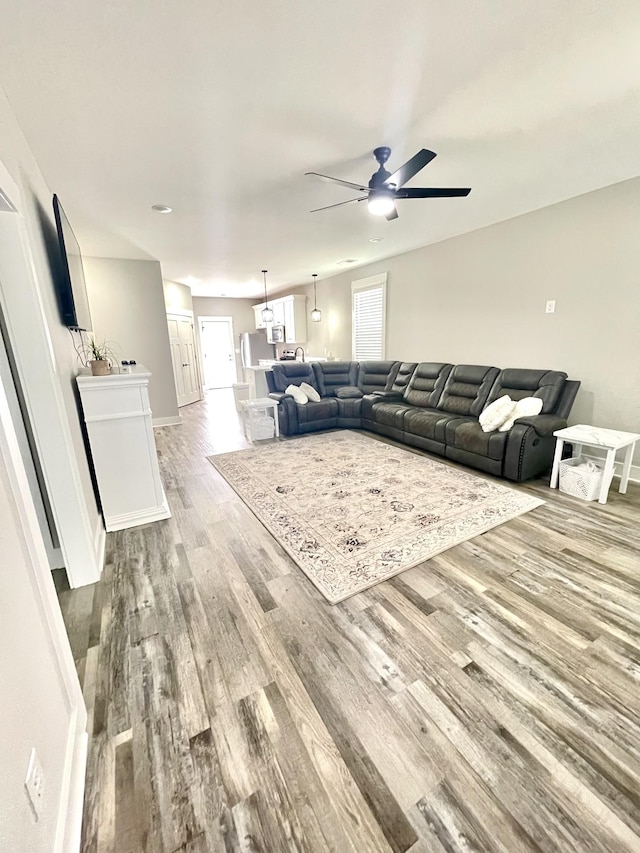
[199,317,237,389]
[167,312,202,407]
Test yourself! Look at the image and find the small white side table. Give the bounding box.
[240,397,280,442]
[550,424,640,505]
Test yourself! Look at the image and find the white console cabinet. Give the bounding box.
[76,365,171,532]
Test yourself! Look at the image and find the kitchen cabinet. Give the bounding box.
[253,294,307,342]
[254,305,267,329]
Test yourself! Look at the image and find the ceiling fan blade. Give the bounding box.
[385,206,399,221]
[305,172,369,192]
[310,196,368,213]
[385,149,437,188]
[395,187,471,199]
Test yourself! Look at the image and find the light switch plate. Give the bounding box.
[545,300,556,314]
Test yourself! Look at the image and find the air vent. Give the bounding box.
[337,258,358,265]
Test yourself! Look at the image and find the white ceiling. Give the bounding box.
[1,1,640,299]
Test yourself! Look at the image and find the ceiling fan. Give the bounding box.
[305,147,471,221]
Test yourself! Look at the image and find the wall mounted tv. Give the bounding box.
[52,194,92,331]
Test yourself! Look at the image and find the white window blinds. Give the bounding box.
[352,274,386,360]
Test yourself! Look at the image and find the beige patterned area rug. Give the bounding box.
[209,431,543,604]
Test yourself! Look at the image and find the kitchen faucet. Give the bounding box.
[294,347,305,362]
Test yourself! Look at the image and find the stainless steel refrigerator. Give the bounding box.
[239,331,276,369]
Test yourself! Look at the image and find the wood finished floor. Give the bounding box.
[59,389,640,853]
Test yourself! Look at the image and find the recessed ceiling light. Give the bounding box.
[369,237,383,243]
[337,258,358,265]
[151,204,172,214]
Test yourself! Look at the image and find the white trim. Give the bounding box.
[86,409,152,423]
[0,161,101,587]
[165,305,194,318]
[351,272,387,360]
[0,357,87,853]
[54,712,88,853]
[153,415,182,427]
[105,494,171,531]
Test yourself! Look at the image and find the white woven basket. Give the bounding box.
[559,456,605,501]
[248,412,275,440]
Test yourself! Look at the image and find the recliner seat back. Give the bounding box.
[270,362,318,392]
[312,361,358,396]
[356,360,400,393]
[436,364,499,416]
[403,363,453,408]
[390,362,418,394]
[486,368,567,413]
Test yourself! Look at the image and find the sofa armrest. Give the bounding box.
[371,390,404,400]
[514,414,567,437]
[269,392,289,402]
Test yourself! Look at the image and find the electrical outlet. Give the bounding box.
[545,300,556,314]
[24,748,45,820]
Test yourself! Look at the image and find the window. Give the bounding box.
[352,273,387,360]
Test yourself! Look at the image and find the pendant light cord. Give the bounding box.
[262,269,269,307]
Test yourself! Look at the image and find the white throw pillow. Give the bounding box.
[479,395,515,433]
[300,381,320,402]
[498,396,543,431]
[285,384,308,405]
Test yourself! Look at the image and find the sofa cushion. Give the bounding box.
[486,368,568,414]
[403,363,453,408]
[312,361,358,396]
[271,362,317,393]
[498,396,543,431]
[479,395,516,433]
[357,360,400,394]
[300,381,320,402]
[285,384,308,405]
[372,402,410,430]
[335,386,363,399]
[389,362,418,394]
[446,418,508,461]
[437,365,499,416]
[336,397,362,421]
[295,398,339,425]
[404,407,458,444]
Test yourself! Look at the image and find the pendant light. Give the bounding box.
[261,269,273,323]
[310,273,322,322]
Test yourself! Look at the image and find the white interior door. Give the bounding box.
[199,317,237,389]
[167,313,202,407]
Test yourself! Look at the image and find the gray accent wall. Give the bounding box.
[283,177,640,467]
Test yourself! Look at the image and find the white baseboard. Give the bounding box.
[581,450,640,484]
[105,495,172,532]
[153,415,181,427]
[55,710,88,853]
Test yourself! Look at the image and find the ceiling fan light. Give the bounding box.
[368,192,395,216]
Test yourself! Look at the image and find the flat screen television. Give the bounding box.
[52,194,92,331]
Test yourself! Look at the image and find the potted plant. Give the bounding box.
[75,335,118,376]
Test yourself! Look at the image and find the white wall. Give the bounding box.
[163,279,194,314]
[278,177,640,465]
[84,256,179,422]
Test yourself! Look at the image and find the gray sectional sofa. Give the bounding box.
[265,360,580,482]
